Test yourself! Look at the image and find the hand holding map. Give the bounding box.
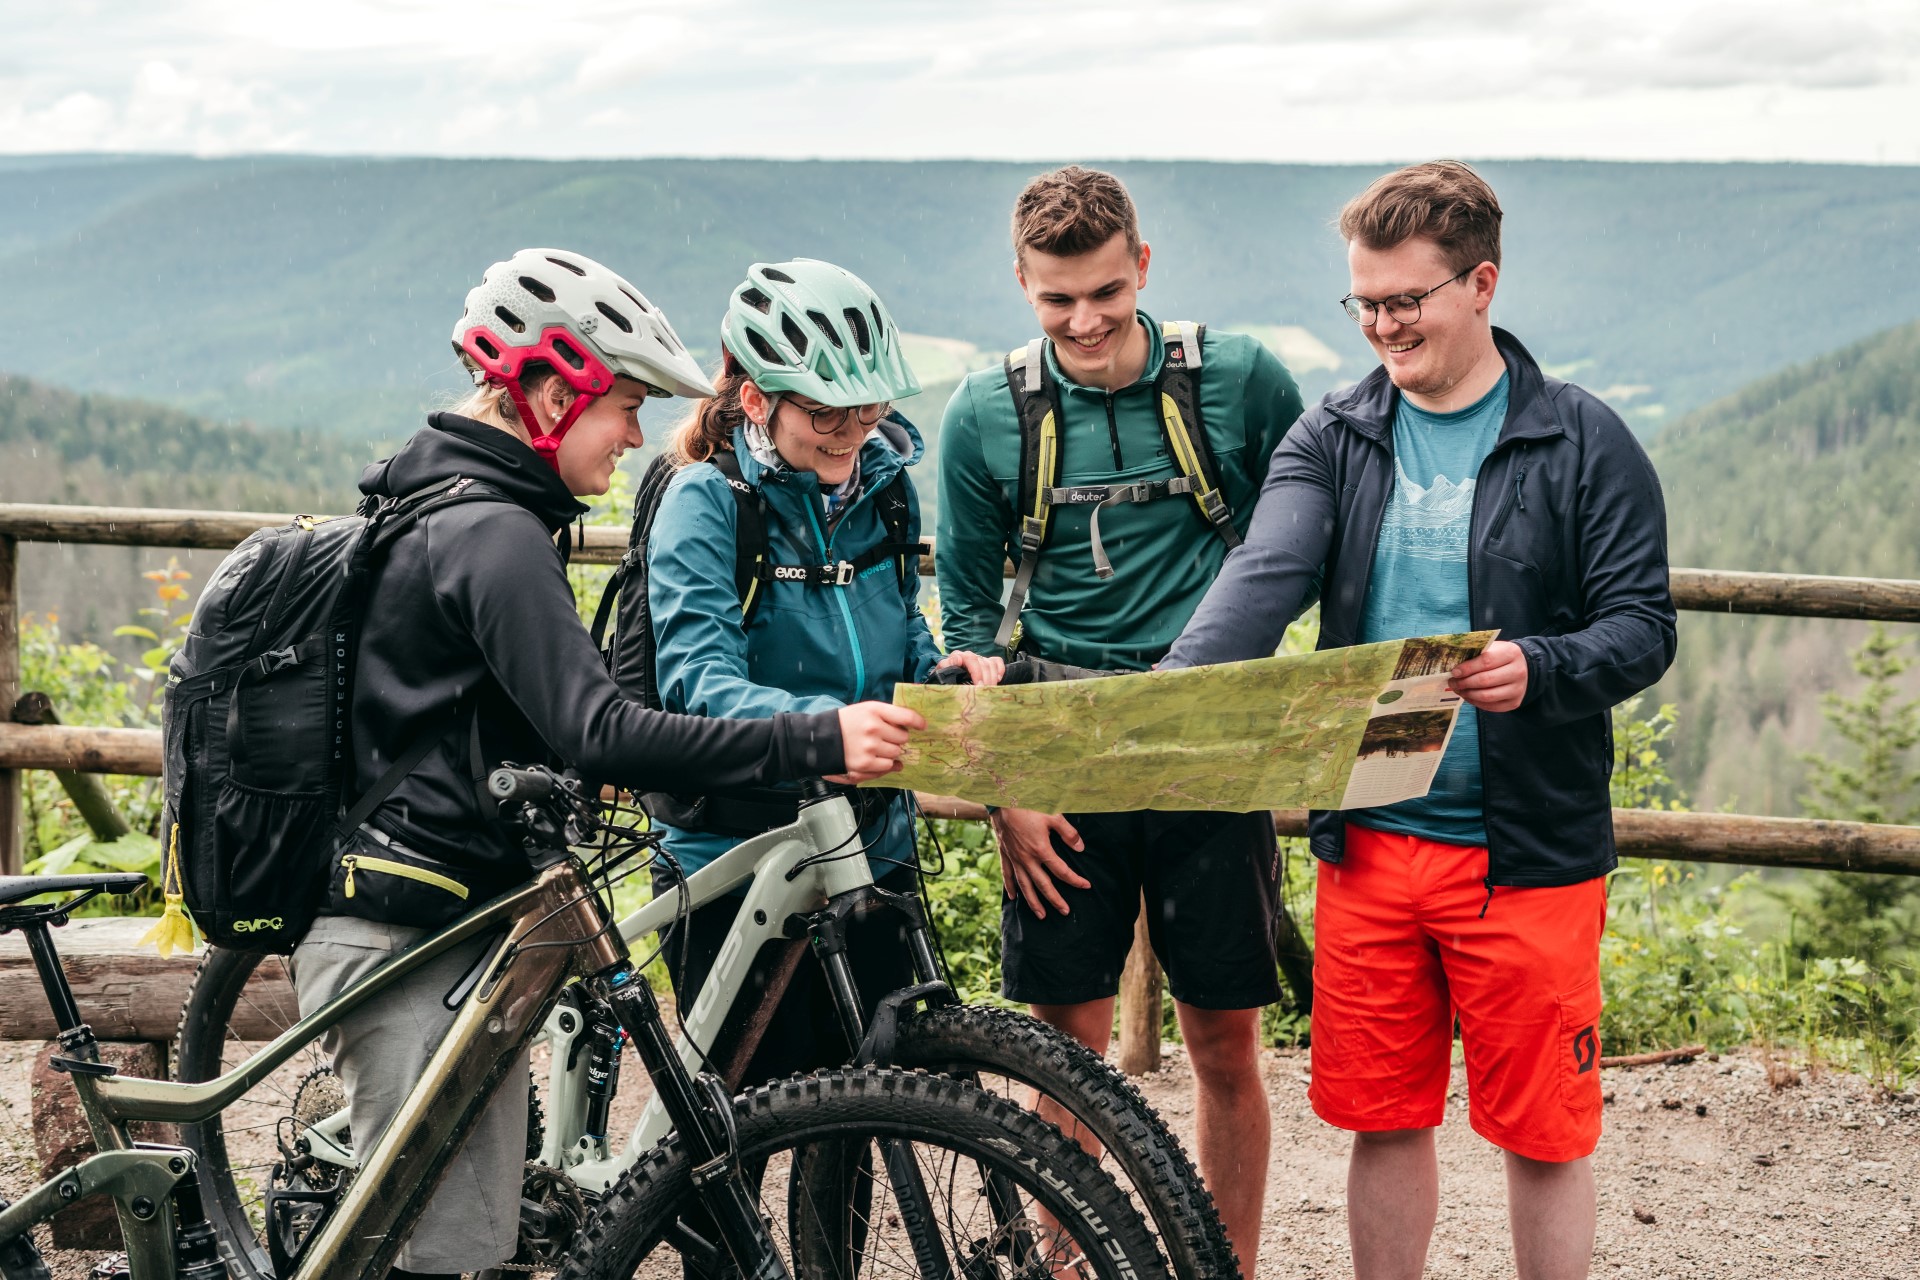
[872,632,1498,813]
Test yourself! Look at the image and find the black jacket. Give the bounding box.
[349,414,845,893]
[1163,330,1676,886]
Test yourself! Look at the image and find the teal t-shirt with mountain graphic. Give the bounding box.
[1353,374,1509,847]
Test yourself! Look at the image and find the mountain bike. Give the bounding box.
[0,770,1170,1280]
[173,774,1237,1279]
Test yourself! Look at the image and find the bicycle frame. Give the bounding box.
[538,789,946,1193]
[0,860,624,1280]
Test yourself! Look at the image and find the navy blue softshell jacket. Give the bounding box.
[1163,330,1677,887]
[647,416,943,878]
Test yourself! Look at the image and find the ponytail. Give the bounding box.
[673,355,752,466]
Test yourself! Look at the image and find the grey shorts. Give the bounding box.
[291,915,529,1274]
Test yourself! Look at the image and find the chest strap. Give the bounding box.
[993,322,1240,651]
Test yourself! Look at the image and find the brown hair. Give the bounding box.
[1011,165,1141,266]
[672,359,750,465]
[1337,161,1503,275]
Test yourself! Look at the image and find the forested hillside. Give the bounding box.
[1649,320,1920,812]
[0,375,370,638]
[3,155,1917,439]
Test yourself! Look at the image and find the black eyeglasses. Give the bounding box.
[1340,268,1472,327]
[786,399,891,435]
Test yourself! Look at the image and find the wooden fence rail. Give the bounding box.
[3,502,1920,622]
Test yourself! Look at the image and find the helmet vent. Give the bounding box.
[745,328,786,367]
[843,307,872,356]
[807,310,844,349]
[739,287,773,315]
[619,286,651,313]
[870,303,886,347]
[551,336,587,371]
[759,267,796,284]
[473,334,501,360]
[779,314,810,356]
[519,275,557,303]
[493,306,525,334]
[546,256,588,276]
[595,302,634,334]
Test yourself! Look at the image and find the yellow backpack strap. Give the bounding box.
[997,338,1059,651]
[1155,321,1240,547]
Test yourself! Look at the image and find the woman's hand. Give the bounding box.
[826,701,927,784]
[934,651,1007,688]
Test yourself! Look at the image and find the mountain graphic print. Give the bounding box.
[1377,457,1475,563]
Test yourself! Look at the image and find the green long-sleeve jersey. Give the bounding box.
[936,312,1305,670]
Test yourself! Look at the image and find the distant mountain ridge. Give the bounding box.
[3,154,1918,439]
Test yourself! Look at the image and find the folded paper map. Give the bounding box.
[873,631,1497,813]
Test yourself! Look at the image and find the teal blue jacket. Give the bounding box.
[647,416,942,877]
[936,312,1305,670]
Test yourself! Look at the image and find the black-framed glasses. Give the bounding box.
[786,399,891,435]
[1340,267,1472,327]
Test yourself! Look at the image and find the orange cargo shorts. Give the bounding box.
[1308,823,1608,1163]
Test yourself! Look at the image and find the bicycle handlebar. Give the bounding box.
[489,766,555,804]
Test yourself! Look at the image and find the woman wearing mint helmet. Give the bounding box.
[646,258,1002,1085]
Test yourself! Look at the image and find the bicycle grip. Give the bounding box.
[488,766,554,803]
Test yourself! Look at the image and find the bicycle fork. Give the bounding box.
[600,969,791,1280]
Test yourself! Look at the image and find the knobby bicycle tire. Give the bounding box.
[0,1218,49,1280]
[893,1003,1239,1280]
[556,1067,1170,1280]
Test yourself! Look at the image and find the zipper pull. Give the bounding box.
[1479,879,1495,920]
[1515,464,1528,512]
[342,855,357,899]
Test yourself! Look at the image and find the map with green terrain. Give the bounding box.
[877,632,1495,813]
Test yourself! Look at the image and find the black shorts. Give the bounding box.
[1000,809,1284,1010]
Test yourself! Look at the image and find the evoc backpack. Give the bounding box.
[159,477,500,952]
[591,450,923,834]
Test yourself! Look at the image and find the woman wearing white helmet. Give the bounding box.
[292,249,923,1280]
[643,258,1002,1090]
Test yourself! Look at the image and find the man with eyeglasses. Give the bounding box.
[936,165,1305,1275]
[1163,161,1675,1280]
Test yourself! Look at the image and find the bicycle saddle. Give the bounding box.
[0,872,148,917]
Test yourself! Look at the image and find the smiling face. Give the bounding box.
[550,377,649,496]
[1017,232,1152,390]
[741,381,872,486]
[1346,234,1503,413]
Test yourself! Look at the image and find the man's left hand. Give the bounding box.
[1449,640,1528,713]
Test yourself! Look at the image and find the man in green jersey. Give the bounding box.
[936,165,1306,1272]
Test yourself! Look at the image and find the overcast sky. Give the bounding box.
[4,0,1916,165]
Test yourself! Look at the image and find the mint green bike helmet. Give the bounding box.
[721,259,921,406]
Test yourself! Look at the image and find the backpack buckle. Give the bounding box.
[258,647,301,674]
[824,561,855,587]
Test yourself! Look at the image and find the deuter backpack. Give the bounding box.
[995,320,1240,650]
[591,450,923,834]
[157,477,502,953]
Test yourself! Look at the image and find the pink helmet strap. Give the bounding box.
[457,323,618,471]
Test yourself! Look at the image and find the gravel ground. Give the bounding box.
[2,1040,1914,1278]
[1136,1045,1918,1279]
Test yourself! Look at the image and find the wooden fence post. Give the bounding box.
[1116,894,1162,1075]
[0,535,19,875]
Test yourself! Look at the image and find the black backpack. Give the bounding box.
[159,478,502,952]
[591,450,923,834]
[995,320,1240,650]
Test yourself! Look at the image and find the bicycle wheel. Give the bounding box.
[172,947,329,1280]
[892,1004,1239,1280]
[557,1067,1169,1280]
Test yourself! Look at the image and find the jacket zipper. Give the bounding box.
[1485,445,1531,542]
[802,495,866,701]
[1103,394,1124,469]
[341,853,469,901]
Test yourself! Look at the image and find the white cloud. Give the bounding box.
[0,0,1914,162]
